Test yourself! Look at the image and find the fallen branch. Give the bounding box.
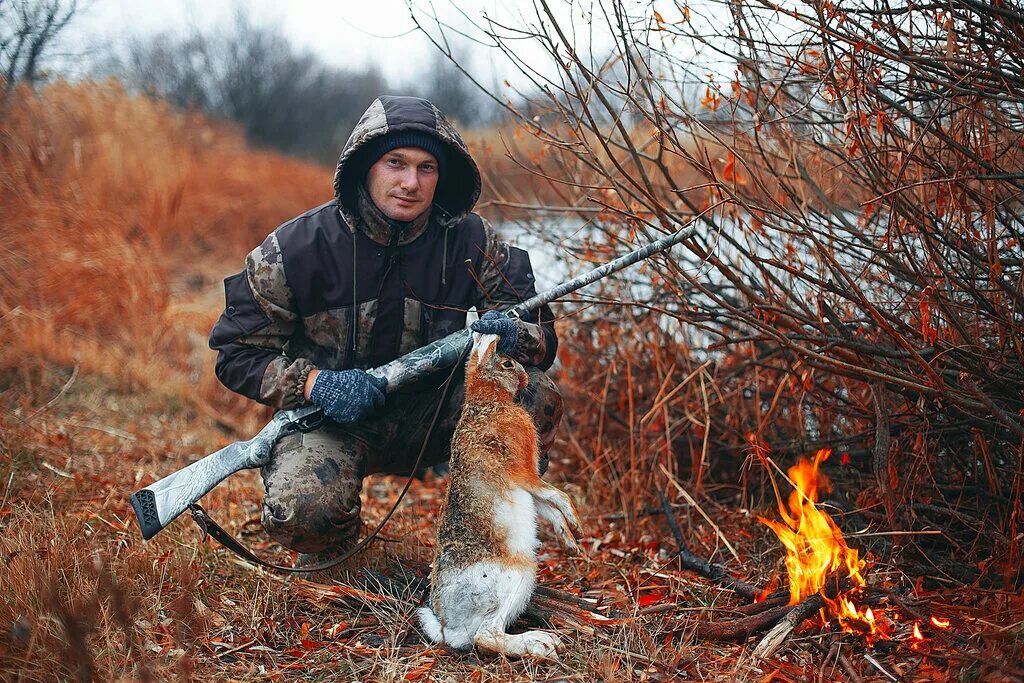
[695,603,795,641]
[658,490,759,602]
[751,576,857,660]
[534,584,606,612]
[529,592,615,623]
[751,594,826,659]
[727,593,789,616]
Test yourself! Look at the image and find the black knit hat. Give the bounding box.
[360,130,448,178]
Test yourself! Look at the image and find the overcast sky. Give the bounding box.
[68,1,426,76]
[60,0,575,87]
[51,0,741,109]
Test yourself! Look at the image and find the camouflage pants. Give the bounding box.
[260,367,562,553]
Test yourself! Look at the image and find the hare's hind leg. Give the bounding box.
[416,606,446,645]
[470,564,560,660]
[425,561,535,652]
[531,485,583,552]
[475,621,561,661]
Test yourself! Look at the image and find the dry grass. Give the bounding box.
[1,82,1020,681]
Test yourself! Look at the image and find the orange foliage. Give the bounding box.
[0,81,331,430]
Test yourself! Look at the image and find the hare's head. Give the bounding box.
[466,333,528,398]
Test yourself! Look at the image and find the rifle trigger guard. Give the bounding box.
[294,410,326,434]
[278,409,326,437]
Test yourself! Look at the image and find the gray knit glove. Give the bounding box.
[471,310,521,356]
[309,369,387,424]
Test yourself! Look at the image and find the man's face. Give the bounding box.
[366,146,439,222]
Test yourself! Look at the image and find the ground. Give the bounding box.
[2,352,1021,681]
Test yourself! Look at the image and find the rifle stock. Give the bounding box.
[130,405,322,540]
[129,223,697,540]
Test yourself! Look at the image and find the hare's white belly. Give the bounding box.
[493,487,540,557]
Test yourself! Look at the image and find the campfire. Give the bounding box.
[661,449,959,664]
[758,448,878,637]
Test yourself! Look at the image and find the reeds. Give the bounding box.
[0,80,330,431]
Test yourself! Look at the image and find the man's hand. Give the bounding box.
[470,310,520,356]
[307,369,387,424]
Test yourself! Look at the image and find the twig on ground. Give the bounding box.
[0,467,15,514]
[814,638,863,683]
[217,639,257,658]
[838,651,864,683]
[728,593,789,616]
[750,574,857,660]
[27,364,79,420]
[534,585,604,611]
[662,466,741,562]
[658,490,759,602]
[751,593,826,659]
[863,653,899,682]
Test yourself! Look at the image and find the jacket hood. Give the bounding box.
[333,96,482,229]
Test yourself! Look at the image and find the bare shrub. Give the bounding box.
[424,1,1024,586]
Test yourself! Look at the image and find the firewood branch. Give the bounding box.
[659,490,759,602]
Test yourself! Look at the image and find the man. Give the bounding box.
[208,96,561,569]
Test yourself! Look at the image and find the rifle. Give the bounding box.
[130,224,698,541]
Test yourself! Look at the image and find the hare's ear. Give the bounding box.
[472,333,500,365]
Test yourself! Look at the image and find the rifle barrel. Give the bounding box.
[510,224,698,317]
[373,223,697,391]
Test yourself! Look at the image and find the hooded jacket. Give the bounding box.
[208,96,558,410]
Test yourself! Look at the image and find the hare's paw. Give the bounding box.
[534,487,584,542]
[475,626,560,660]
[558,496,583,538]
[517,630,562,661]
[535,500,581,554]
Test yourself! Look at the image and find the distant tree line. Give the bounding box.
[107,12,502,165]
[0,0,77,115]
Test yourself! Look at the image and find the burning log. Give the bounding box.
[751,575,858,659]
[729,593,789,616]
[691,451,879,648]
[746,451,879,655]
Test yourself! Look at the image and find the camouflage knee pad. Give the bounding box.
[260,428,367,553]
[517,368,563,474]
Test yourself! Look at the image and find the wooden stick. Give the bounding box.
[662,467,741,561]
[534,585,604,612]
[751,594,825,659]
[658,490,759,602]
[728,593,789,616]
[751,575,856,660]
[695,603,795,641]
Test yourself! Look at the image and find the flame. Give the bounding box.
[913,622,924,640]
[930,616,950,629]
[759,449,876,633]
[755,574,780,603]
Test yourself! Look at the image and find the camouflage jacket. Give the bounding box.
[208,96,557,410]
